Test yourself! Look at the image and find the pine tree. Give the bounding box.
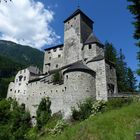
[126,67,137,92]
[104,41,117,64]
[116,49,128,92]
[127,0,140,75]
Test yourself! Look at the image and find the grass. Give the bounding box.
[39,102,140,140]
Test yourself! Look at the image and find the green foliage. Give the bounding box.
[49,120,68,135]
[36,97,52,130]
[0,40,44,98]
[0,40,44,69]
[126,67,137,91]
[91,100,106,115]
[116,49,130,92]
[104,97,133,111]
[72,98,93,121]
[52,72,62,84]
[127,0,140,75]
[104,41,117,64]
[105,42,137,92]
[127,0,140,41]
[0,99,31,140]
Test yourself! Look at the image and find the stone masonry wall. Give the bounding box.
[63,71,96,118]
[43,47,64,74]
[87,59,108,100]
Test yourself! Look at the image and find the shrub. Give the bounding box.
[91,100,106,115]
[72,98,93,121]
[36,97,51,130]
[52,71,62,84]
[104,97,133,111]
[49,120,68,135]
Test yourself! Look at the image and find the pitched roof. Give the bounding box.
[27,66,41,74]
[44,44,63,51]
[86,55,104,64]
[64,61,95,75]
[64,8,93,23]
[84,33,103,46]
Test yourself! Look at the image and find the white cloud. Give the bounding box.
[0,0,60,49]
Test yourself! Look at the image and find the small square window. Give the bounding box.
[89,44,92,49]
[58,55,61,58]
[49,57,51,60]
[48,51,50,54]
[56,64,58,68]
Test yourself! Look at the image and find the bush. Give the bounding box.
[49,120,68,135]
[104,97,133,111]
[0,99,31,140]
[72,98,93,121]
[91,100,106,115]
[52,72,62,84]
[36,97,51,130]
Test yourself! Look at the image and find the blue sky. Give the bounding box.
[39,0,140,82]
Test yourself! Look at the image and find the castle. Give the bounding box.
[7,9,118,119]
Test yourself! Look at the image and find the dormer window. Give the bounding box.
[89,44,92,49]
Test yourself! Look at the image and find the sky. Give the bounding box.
[0,0,139,82]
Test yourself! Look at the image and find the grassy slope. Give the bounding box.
[40,102,140,140]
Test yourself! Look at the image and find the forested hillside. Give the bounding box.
[0,40,44,69]
[0,40,44,98]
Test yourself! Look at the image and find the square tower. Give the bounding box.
[63,9,94,65]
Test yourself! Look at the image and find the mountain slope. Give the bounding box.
[0,55,25,98]
[0,40,44,98]
[0,40,44,69]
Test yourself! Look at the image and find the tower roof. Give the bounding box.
[64,8,94,24]
[84,33,103,45]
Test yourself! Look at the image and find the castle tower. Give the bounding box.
[63,9,94,65]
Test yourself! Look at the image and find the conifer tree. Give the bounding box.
[126,67,137,92]
[116,49,128,92]
[104,41,117,64]
[127,0,140,75]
